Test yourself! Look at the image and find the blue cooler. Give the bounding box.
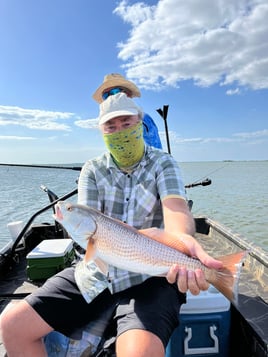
[166,286,231,357]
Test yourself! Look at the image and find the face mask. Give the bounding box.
[103,122,144,169]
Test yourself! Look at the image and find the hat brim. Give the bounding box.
[99,109,139,125]
[93,78,141,103]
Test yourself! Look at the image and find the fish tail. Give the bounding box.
[212,251,247,303]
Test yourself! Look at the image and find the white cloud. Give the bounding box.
[0,105,74,131]
[0,135,36,140]
[74,118,99,129]
[226,88,241,95]
[233,129,268,138]
[115,0,268,91]
[160,128,268,146]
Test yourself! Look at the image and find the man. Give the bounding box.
[1,93,222,357]
[92,73,163,149]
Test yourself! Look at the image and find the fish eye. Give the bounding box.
[66,204,72,211]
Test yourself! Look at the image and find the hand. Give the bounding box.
[166,233,223,295]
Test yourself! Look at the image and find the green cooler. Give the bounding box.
[27,239,75,280]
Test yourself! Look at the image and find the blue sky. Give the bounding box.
[0,0,267,164]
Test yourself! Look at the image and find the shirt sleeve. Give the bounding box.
[77,160,100,210]
[155,153,187,201]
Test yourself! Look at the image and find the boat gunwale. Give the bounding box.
[195,215,268,269]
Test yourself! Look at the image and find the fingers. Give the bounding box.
[194,246,223,270]
[166,265,210,295]
[176,266,187,293]
[166,264,179,284]
[177,269,202,295]
[203,256,223,270]
[176,234,223,270]
[192,269,210,291]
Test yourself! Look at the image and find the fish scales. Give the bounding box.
[54,201,247,302]
[62,204,211,277]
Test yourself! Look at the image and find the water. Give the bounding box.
[0,165,79,250]
[180,161,268,251]
[0,161,267,252]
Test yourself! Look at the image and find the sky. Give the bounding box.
[0,0,267,164]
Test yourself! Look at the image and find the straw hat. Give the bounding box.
[93,73,141,103]
[98,93,142,125]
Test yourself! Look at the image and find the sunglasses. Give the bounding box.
[102,87,127,100]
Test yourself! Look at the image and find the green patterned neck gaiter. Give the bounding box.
[103,122,144,169]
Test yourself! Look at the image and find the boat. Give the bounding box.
[0,180,267,357]
[0,107,267,356]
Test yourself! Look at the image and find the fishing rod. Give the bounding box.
[155,106,214,189]
[14,174,210,254]
[6,174,210,260]
[189,163,230,185]
[10,187,78,257]
[185,178,212,189]
[0,163,82,171]
[155,106,230,188]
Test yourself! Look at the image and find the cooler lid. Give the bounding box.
[27,239,74,259]
[181,285,230,314]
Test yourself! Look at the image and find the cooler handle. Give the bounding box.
[184,325,219,355]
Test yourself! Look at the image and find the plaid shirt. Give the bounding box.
[77,146,186,294]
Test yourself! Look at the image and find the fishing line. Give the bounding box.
[190,162,230,184]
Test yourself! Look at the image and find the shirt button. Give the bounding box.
[126,197,129,201]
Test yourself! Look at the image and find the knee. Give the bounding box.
[0,308,18,345]
[0,301,32,344]
[1,303,50,355]
[116,329,165,357]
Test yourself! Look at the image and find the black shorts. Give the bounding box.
[26,267,186,347]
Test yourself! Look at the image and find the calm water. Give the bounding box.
[0,161,267,252]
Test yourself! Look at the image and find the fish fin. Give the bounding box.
[139,228,191,256]
[94,258,109,276]
[211,251,247,303]
[85,238,96,262]
[85,240,108,275]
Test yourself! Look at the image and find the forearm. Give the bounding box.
[162,197,195,236]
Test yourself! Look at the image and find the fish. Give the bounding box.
[53,201,247,303]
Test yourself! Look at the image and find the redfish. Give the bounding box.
[54,201,246,302]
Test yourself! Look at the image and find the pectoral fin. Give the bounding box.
[139,228,191,256]
[85,238,96,262]
[84,239,108,275]
[94,258,109,276]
